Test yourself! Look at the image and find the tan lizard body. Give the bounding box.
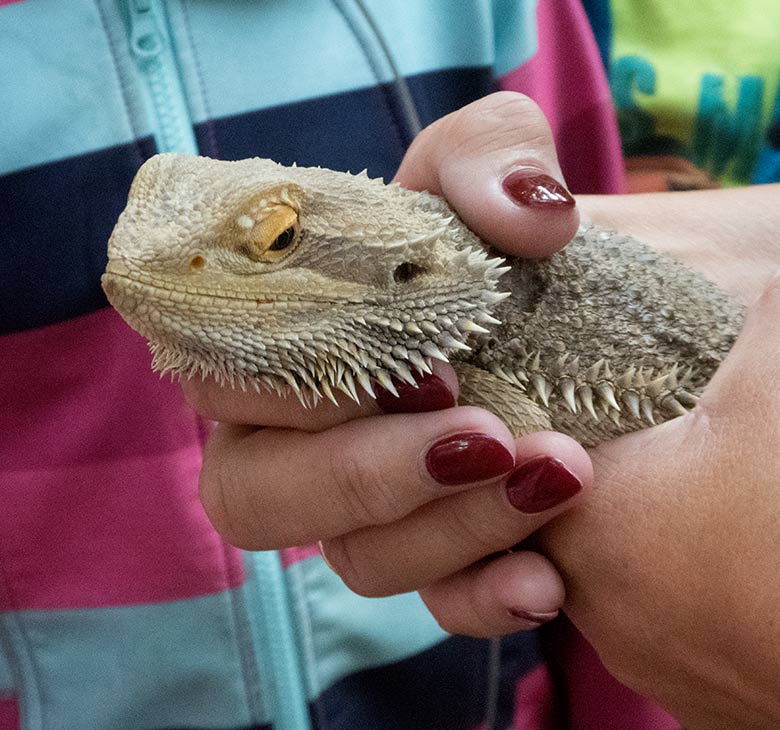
[102,154,744,445]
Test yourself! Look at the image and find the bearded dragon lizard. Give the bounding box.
[102,154,744,446]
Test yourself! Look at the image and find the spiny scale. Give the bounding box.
[482,348,701,427]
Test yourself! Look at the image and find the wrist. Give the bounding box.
[577,185,780,304]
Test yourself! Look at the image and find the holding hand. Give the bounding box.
[185,92,592,632]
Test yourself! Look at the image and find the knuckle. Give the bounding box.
[180,377,217,418]
[322,536,386,597]
[327,446,404,527]
[197,430,272,549]
[472,90,540,120]
[759,270,780,307]
[198,452,243,545]
[447,91,551,150]
[437,495,504,558]
[419,587,485,637]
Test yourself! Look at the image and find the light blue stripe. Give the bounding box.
[164,0,539,123]
[15,592,258,730]
[0,632,15,691]
[0,612,43,730]
[1,0,538,175]
[287,556,448,697]
[0,0,149,175]
[492,0,539,76]
[129,0,199,155]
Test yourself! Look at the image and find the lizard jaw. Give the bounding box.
[103,269,511,409]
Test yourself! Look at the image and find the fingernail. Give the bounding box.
[502,171,575,208]
[505,456,582,513]
[426,433,514,486]
[317,541,336,571]
[375,373,456,413]
[507,607,559,627]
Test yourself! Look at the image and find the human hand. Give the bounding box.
[539,272,780,730]
[416,184,780,727]
[185,92,594,632]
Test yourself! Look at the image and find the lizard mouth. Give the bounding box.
[102,269,279,311]
[102,258,370,308]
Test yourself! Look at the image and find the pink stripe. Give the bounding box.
[513,665,556,730]
[0,697,19,730]
[557,620,678,729]
[500,0,625,195]
[0,309,243,610]
[0,0,25,6]
[280,544,322,568]
[1,308,202,472]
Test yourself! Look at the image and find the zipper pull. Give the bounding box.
[128,0,163,61]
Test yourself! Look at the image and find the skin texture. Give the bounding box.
[424,184,780,728]
[536,189,780,729]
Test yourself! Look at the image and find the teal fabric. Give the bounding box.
[0,1,148,175]
[11,592,262,730]
[492,0,539,76]
[0,2,545,727]
[287,556,448,699]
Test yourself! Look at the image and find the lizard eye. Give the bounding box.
[269,226,297,251]
[227,188,302,264]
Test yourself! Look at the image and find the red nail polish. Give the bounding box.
[505,456,582,513]
[375,373,456,413]
[502,171,575,208]
[507,608,559,627]
[426,433,514,486]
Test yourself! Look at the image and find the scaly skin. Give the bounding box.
[102,154,745,446]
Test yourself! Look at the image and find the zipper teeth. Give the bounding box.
[128,0,198,155]
[144,56,194,153]
[250,552,311,730]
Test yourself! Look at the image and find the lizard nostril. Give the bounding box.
[393,261,427,284]
[190,255,206,270]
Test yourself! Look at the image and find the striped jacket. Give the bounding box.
[0,1,673,728]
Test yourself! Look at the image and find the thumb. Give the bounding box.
[394,91,580,258]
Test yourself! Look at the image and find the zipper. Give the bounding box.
[124,4,309,728]
[247,552,311,730]
[126,0,198,154]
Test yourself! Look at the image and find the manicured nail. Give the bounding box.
[505,456,582,513]
[375,373,456,413]
[502,171,575,208]
[317,541,336,571]
[507,607,559,627]
[426,433,514,486]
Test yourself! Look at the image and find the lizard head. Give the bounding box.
[103,153,509,405]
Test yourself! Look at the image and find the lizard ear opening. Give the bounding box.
[226,185,302,264]
[393,261,428,283]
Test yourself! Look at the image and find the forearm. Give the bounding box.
[578,184,780,304]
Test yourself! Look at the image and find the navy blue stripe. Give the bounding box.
[155,632,544,729]
[1,66,493,334]
[0,138,157,334]
[311,632,544,730]
[195,66,496,180]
